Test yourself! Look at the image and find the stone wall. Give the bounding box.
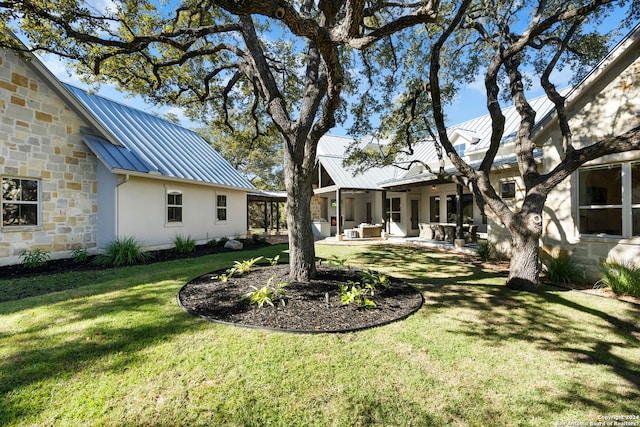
[0,49,98,265]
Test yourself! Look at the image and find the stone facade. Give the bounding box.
[0,50,98,265]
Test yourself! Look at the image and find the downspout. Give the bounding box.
[115,174,129,241]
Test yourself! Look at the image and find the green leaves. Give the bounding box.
[243,276,288,308]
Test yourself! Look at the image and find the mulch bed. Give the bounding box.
[0,240,271,279]
[178,264,424,333]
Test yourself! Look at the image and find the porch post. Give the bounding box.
[456,183,464,239]
[381,190,387,234]
[264,201,268,233]
[336,188,342,240]
[276,202,280,234]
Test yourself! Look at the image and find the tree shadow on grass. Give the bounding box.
[349,244,639,413]
[422,281,640,411]
[0,282,203,424]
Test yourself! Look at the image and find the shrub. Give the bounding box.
[251,233,266,243]
[71,247,89,263]
[173,235,196,254]
[207,239,218,247]
[476,240,493,261]
[596,259,640,297]
[217,237,229,247]
[542,253,582,284]
[95,237,151,266]
[20,248,50,269]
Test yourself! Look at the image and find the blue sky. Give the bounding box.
[34,3,632,137]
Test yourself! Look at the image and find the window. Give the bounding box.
[454,143,466,157]
[167,191,182,223]
[501,181,516,199]
[2,177,39,226]
[578,165,622,235]
[216,194,227,221]
[386,197,401,222]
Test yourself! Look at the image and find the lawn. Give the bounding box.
[1,243,638,426]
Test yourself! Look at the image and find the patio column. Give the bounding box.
[276,202,280,234]
[264,201,268,232]
[336,188,342,240]
[381,190,387,234]
[456,183,464,240]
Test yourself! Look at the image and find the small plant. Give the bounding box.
[95,237,151,266]
[596,259,640,297]
[476,240,493,261]
[20,248,50,269]
[207,239,218,247]
[361,269,390,295]
[232,257,264,275]
[71,247,89,263]
[173,234,196,254]
[542,253,582,284]
[339,281,377,309]
[217,237,229,247]
[327,255,348,269]
[243,276,288,307]
[266,254,280,266]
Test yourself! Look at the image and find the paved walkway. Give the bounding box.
[315,235,479,256]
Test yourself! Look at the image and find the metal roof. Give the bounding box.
[317,154,399,189]
[64,84,255,190]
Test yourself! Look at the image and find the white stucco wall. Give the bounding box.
[116,176,249,248]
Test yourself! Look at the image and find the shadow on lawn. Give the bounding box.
[355,244,640,411]
[0,282,203,424]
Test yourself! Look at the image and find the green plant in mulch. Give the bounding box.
[215,256,264,282]
[71,247,89,263]
[20,248,50,268]
[596,259,640,297]
[266,254,280,266]
[339,281,377,309]
[243,276,288,308]
[542,253,582,284]
[327,255,348,269]
[95,237,151,266]
[173,234,196,254]
[338,269,390,310]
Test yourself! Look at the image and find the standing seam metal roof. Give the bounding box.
[64,84,255,190]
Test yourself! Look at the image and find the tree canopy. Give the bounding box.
[1,0,638,288]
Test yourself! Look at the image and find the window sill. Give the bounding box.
[164,222,183,227]
[580,234,640,244]
[1,225,43,232]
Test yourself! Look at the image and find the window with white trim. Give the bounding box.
[216,194,227,222]
[2,177,39,226]
[167,191,183,223]
[576,163,640,237]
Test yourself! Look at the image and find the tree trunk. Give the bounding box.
[506,213,542,292]
[284,149,317,282]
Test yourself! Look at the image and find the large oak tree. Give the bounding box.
[0,0,438,281]
[2,0,638,289]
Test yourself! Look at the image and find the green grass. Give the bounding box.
[1,243,639,426]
